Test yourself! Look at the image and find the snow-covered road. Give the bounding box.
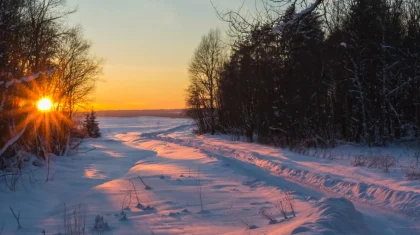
[1,117,419,234]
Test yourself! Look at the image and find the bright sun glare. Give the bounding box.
[37,98,52,112]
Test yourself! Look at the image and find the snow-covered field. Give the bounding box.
[1,117,420,234]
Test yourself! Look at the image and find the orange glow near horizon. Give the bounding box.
[68,1,246,111]
[92,65,188,111]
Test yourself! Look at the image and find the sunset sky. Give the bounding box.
[67,0,244,110]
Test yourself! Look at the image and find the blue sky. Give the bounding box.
[67,0,245,110]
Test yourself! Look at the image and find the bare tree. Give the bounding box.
[53,26,102,155]
[0,0,102,168]
[187,29,225,135]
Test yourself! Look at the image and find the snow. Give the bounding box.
[0,124,28,157]
[1,117,420,234]
[1,70,55,88]
[148,129,420,214]
[4,72,40,88]
[290,197,367,235]
[273,0,322,33]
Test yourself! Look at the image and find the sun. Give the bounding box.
[37,97,53,112]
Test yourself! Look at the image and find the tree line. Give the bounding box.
[187,0,420,147]
[0,0,102,167]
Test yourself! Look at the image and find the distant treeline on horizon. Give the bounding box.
[91,109,188,118]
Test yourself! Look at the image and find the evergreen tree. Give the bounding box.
[83,108,101,138]
[89,109,101,138]
[193,0,420,147]
[83,112,92,137]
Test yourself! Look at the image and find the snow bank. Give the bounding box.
[291,197,366,235]
[142,129,420,218]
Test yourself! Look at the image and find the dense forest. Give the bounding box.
[0,0,101,169]
[187,0,420,147]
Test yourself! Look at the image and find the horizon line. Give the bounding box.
[93,108,187,112]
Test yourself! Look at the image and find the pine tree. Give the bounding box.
[89,109,101,138]
[83,112,91,137]
[83,108,101,138]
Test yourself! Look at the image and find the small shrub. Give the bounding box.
[64,204,86,235]
[403,163,420,180]
[311,149,335,159]
[93,215,109,234]
[351,155,368,167]
[128,179,141,207]
[259,208,278,224]
[276,200,288,219]
[367,155,380,168]
[275,191,296,219]
[119,211,127,221]
[381,154,397,173]
[290,144,309,155]
[352,153,397,172]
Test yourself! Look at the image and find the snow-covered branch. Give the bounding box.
[0,70,55,156]
[273,0,323,33]
[0,124,27,157]
[0,70,55,112]
[1,70,55,88]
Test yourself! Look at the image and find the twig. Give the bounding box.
[239,217,249,228]
[127,190,132,208]
[285,192,296,217]
[259,208,277,224]
[121,192,129,211]
[137,176,152,190]
[129,179,141,205]
[64,203,67,235]
[196,170,204,212]
[46,152,50,182]
[71,140,82,150]
[9,207,22,229]
[78,147,96,154]
[4,170,22,192]
[277,201,288,219]
[0,170,33,177]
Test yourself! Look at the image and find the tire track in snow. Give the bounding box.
[140,127,420,219]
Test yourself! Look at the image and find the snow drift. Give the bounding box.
[291,197,367,235]
[142,128,420,218]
